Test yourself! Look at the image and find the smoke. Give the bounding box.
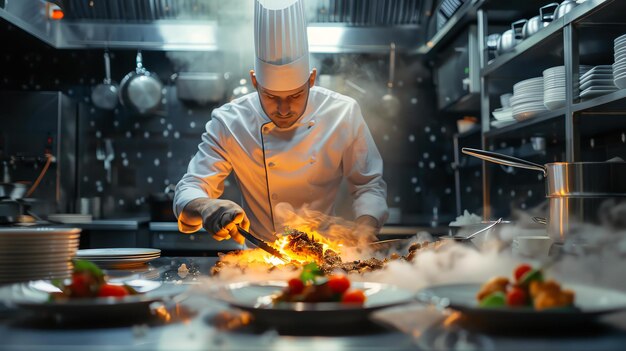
[165,0,255,79]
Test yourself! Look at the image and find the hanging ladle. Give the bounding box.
[381,42,400,119]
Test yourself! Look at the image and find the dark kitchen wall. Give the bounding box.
[0,19,458,226]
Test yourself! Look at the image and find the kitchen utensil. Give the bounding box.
[119,50,163,114]
[441,218,503,249]
[367,238,413,252]
[522,3,558,39]
[381,42,400,119]
[236,227,287,262]
[174,72,225,105]
[462,148,626,242]
[91,50,119,110]
[486,33,501,58]
[497,19,527,55]
[0,182,27,200]
[554,0,578,20]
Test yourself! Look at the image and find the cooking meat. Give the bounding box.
[284,229,324,262]
[211,229,433,276]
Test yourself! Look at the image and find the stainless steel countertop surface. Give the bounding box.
[1,257,625,351]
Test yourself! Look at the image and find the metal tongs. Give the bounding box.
[237,227,288,263]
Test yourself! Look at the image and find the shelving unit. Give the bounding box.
[427,0,626,218]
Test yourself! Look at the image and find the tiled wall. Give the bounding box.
[0,20,459,225]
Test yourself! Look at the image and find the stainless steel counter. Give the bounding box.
[1,257,625,351]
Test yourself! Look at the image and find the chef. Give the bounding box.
[173,0,388,244]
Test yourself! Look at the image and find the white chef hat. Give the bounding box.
[254,0,310,91]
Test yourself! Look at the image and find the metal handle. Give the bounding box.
[135,50,144,72]
[387,42,396,90]
[103,50,112,84]
[462,147,547,176]
[465,218,502,240]
[512,19,528,40]
[540,3,559,22]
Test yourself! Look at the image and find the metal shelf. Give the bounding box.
[484,109,565,138]
[573,89,626,113]
[481,18,565,78]
[480,0,612,78]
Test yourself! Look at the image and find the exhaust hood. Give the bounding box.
[1,0,426,53]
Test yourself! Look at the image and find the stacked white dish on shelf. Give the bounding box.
[511,77,546,121]
[613,33,626,89]
[75,248,161,268]
[0,228,80,284]
[543,65,592,109]
[491,93,515,128]
[579,65,617,100]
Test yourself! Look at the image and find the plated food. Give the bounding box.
[476,263,576,311]
[0,259,188,319]
[211,278,415,329]
[49,259,139,300]
[272,262,366,305]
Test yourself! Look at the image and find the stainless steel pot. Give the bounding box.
[522,3,559,39]
[462,148,626,242]
[0,183,28,200]
[554,0,578,20]
[497,19,527,55]
[174,72,225,105]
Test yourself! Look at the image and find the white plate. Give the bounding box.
[579,89,618,99]
[0,279,188,319]
[47,214,93,224]
[545,100,565,110]
[514,110,546,121]
[581,74,614,83]
[492,108,513,121]
[0,228,80,238]
[615,76,626,89]
[417,283,626,328]
[76,248,161,258]
[211,281,415,328]
[580,79,617,91]
[491,120,516,128]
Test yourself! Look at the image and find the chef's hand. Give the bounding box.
[197,199,250,244]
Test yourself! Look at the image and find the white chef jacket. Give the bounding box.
[173,86,388,242]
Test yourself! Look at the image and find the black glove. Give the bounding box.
[199,199,250,244]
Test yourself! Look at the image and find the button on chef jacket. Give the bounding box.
[174,86,389,242]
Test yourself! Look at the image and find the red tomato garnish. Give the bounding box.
[327,275,351,294]
[514,264,533,282]
[287,278,305,294]
[97,284,129,298]
[341,289,366,304]
[69,272,94,297]
[506,286,527,306]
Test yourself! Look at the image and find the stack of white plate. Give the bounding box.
[614,34,626,89]
[0,228,80,285]
[511,77,546,121]
[75,248,161,268]
[543,66,567,110]
[542,65,592,109]
[580,65,617,100]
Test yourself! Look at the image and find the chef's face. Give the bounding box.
[251,69,317,129]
